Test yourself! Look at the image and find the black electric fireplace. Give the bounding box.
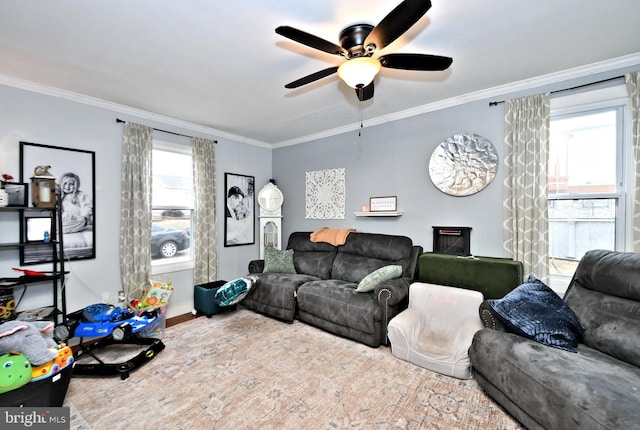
[432,226,472,256]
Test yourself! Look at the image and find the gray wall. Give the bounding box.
[272,66,640,258]
[273,100,506,257]
[0,84,270,318]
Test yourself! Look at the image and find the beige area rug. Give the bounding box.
[64,309,522,430]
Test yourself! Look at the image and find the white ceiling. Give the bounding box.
[1,1,639,147]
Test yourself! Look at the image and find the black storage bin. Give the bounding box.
[0,364,73,407]
[194,280,236,317]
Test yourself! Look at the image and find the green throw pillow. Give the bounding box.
[356,265,403,292]
[263,246,296,273]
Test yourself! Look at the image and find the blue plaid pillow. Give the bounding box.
[214,275,259,307]
[488,275,585,352]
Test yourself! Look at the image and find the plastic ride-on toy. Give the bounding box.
[54,304,165,380]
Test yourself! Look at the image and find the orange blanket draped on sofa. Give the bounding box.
[310,227,356,246]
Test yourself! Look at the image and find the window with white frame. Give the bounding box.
[151,142,194,269]
[548,83,629,293]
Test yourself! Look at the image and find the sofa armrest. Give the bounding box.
[374,277,411,307]
[248,259,264,274]
[479,300,506,332]
[375,277,411,346]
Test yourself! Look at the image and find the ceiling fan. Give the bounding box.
[275,0,453,102]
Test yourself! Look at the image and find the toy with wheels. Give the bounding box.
[55,303,165,380]
[31,344,74,382]
[53,303,159,342]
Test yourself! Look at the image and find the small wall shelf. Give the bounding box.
[354,211,404,217]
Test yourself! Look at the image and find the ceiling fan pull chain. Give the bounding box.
[359,95,364,137]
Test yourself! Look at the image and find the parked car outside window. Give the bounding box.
[151,224,190,259]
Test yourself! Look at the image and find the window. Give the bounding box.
[548,84,629,292]
[151,142,193,270]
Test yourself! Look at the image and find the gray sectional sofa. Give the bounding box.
[243,231,422,347]
[469,249,640,430]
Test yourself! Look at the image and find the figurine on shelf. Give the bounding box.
[0,173,13,207]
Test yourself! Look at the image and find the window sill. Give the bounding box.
[151,260,194,275]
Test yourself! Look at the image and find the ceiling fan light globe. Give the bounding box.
[337,57,381,88]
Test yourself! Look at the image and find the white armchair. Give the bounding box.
[388,282,484,379]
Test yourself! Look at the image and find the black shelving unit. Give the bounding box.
[0,205,67,323]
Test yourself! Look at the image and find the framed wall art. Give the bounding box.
[369,196,397,212]
[20,141,96,264]
[4,182,28,207]
[305,168,346,220]
[224,172,255,247]
[428,133,498,196]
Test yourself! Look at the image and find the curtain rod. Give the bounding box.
[488,75,624,106]
[116,118,217,143]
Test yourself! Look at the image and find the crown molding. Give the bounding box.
[273,52,640,148]
[2,52,639,149]
[0,74,271,148]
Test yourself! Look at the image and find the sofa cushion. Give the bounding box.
[263,246,296,273]
[470,329,640,430]
[487,275,584,352]
[287,232,337,279]
[355,265,403,292]
[297,279,382,335]
[242,273,320,322]
[564,249,640,367]
[570,249,640,301]
[332,233,414,283]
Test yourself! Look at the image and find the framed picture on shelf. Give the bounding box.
[4,182,28,207]
[369,196,397,212]
[25,217,52,242]
[224,172,255,247]
[20,217,54,264]
[20,141,96,264]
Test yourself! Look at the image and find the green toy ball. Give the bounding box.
[0,352,32,394]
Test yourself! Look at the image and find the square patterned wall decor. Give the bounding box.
[305,168,345,220]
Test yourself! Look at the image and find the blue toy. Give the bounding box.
[54,304,159,342]
[54,303,165,380]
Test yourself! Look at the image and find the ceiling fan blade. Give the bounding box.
[355,82,374,101]
[284,66,339,89]
[379,53,452,71]
[276,26,347,56]
[364,0,432,52]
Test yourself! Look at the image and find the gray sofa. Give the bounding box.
[469,249,640,430]
[244,231,422,347]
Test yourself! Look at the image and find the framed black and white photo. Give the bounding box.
[4,182,28,207]
[20,141,96,264]
[224,172,255,247]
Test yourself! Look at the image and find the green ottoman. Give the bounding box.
[193,280,236,317]
[418,252,524,299]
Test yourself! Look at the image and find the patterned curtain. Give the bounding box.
[120,122,153,301]
[503,93,551,281]
[192,137,218,284]
[625,72,640,252]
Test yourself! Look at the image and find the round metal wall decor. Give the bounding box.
[428,133,498,196]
